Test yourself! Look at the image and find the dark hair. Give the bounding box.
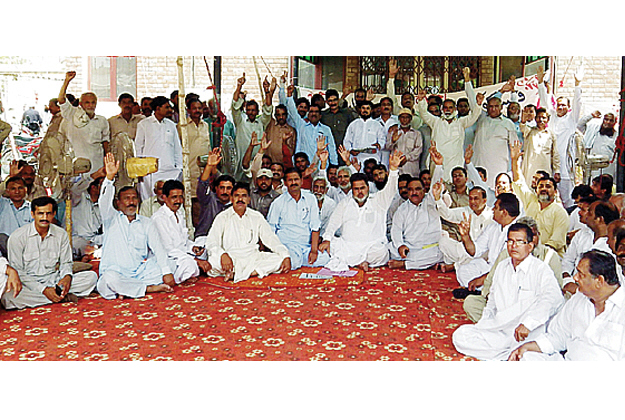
[357,100,374,109]
[496,192,520,217]
[398,173,413,184]
[508,222,534,243]
[476,167,487,180]
[469,186,487,199]
[457,98,469,106]
[615,227,625,251]
[325,89,339,100]
[593,174,613,197]
[535,170,550,180]
[523,104,537,112]
[581,250,619,286]
[284,167,302,178]
[162,179,185,197]
[308,104,322,113]
[427,95,443,106]
[443,99,456,108]
[535,107,550,117]
[579,195,599,206]
[295,97,310,108]
[5,176,25,188]
[185,97,202,109]
[293,152,310,164]
[373,164,387,173]
[572,184,594,200]
[151,96,170,111]
[31,196,57,213]
[419,169,431,178]
[262,154,272,163]
[275,104,287,114]
[118,93,135,104]
[117,185,138,199]
[141,96,152,105]
[350,172,369,185]
[593,201,620,225]
[271,162,285,171]
[328,163,339,171]
[354,88,367,97]
[380,96,393,106]
[245,99,259,111]
[451,166,467,177]
[213,174,235,190]
[170,90,179,100]
[364,158,378,167]
[311,93,325,105]
[232,181,250,195]
[537,176,557,189]
[407,177,423,188]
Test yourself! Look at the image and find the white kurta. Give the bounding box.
[390,193,443,270]
[453,255,564,360]
[135,115,183,201]
[519,124,560,181]
[324,170,398,271]
[579,115,618,179]
[151,205,199,284]
[527,286,625,361]
[318,195,337,238]
[561,234,624,286]
[204,207,290,283]
[343,118,386,166]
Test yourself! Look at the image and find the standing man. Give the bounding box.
[108,93,145,140]
[2,196,97,309]
[140,97,152,118]
[135,96,183,201]
[384,109,422,177]
[264,104,296,167]
[96,153,174,299]
[387,58,423,130]
[519,108,560,182]
[58,71,110,175]
[343,100,386,168]
[578,111,618,179]
[321,88,356,164]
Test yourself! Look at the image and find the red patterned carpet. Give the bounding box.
[0,267,476,361]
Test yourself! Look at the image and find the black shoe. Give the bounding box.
[452,288,480,299]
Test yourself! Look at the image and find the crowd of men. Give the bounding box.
[0,63,624,361]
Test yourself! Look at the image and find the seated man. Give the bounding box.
[267,167,330,270]
[320,150,404,272]
[388,176,443,270]
[249,168,280,218]
[2,196,98,309]
[138,179,165,218]
[311,175,337,240]
[452,222,564,360]
[204,182,291,283]
[151,180,210,285]
[0,176,33,258]
[509,250,625,361]
[96,153,174,299]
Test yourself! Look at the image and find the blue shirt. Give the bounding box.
[0,197,32,236]
[267,190,321,246]
[286,96,338,166]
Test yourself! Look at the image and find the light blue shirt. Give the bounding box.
[267,190,321,246]
[98,178,171,278]
[286,96,338,166]
[0,197,32,236]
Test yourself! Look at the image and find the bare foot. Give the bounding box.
[146,284,174,293]
[357,261,370,272]
[388,260,405,270]
[440,263,455,273]
[224,271,234,282]
[187,276,199,283]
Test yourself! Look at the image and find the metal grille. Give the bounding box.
[359,56,481,95]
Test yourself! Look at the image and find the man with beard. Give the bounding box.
[343,100,386,167]
[417,67,481,182]
[537,66,582,207]
[195,148,234,239]
[250,168,280,218]
[139,180,165,218]
[319,150,404,272]
[151,180,209,285]
[58,71,110,175]
[322,145,356,204]
[267,167,329,270]
[511,140,569,256]
[204,182,291,283]
[264,104,296,166]
[321,89,356,162]
[508,250,625,361]
[327,164,339,188]
[370,164,388,193]
[388,175,443,271]
[96,153,174,299]
[453,223,564,360]
[140,97,152,118]
[384,108,423,177]
[108,93,145,140]
[561,200,621,296]
[3,195,98,309]
[519,108,560,182]
[135,96,183,201]
[312,176,337,240]
[579,111,618,178]
[0,177,33,258]
[0,161,48,202]
[419,103,441,172]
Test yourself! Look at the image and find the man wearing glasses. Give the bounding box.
[452,222,564,360]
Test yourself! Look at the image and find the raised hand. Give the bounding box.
[262,76,270,93]
[337,145,350,164]
[260,133,272,152]
[389,149,405,172]
[462,67,471,81]
[270,76,277,93]
[319,149,329,164]
[286,84,295,97]
[476,92,485,106]
[250,131,261,147]
[350,157,361,172]
[416,89,427,102]
[458,212,472,238]
[316,135,327,153]
[464,144,474,165]
[509,139,523,163]
[537,66,544,84]
[207,147,223,167]
[280,70,287,84]
[237,73,246,88]
[429,141,443,166]
[431,179,443,201]
[591,110,602,119]
[389,58,399,78]
[366,87,375,101]
[104,152,119,180]
[500,76,515,93]
[65,71,77,83]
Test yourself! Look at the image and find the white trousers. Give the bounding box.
[205,251,285,283]
[452,323,545,361]
[455,258,490,288]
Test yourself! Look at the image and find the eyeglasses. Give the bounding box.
[507,239,529,246]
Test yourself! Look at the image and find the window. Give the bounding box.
[293,56,345,91]
[89,56,137,101]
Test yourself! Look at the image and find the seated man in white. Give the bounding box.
[319,150,404,272]
[204,182,291,283]
[2,196,97,309]
[509,250,625,361]
[151,180,210,285]
[388,176,443,270]
[96,153,174,299]
[452,222,564,360]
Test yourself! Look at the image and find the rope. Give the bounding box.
[203,56,227,147]
[252,56,265,103]
[259,56,274,78]
[558,56,576,88]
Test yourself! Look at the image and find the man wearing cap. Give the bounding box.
[416,67,481,182]
[250,168,280,218]
[384,108,422,177]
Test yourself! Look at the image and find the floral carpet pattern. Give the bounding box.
[0,267,475,361]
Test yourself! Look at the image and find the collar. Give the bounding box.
[511,253,534,274]
[607,286,625,309]
[27,221,54,238]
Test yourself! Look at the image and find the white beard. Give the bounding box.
[442,111,457,121]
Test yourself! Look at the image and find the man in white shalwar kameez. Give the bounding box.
[96,154,174,299]
[509,250,625,361]
[453,223,564,360]
[204,183,291,283]
[343,101,386,167]
[578,111,618,179]
[320,150,404,272]
[135,96,183,201]
[387,176,443,270]
[151,180,210,285]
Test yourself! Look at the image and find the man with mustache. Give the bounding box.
[579,111,619,179]
[511,140,569,256]
[2,196,97,309]
[96,153,175,299]
[204,182,291,283]
[151,180,210,285]
[320,150,404,272]
[58,71,110,175]
[343,100,386,168]
[0,176,33,258]
[250,168,280,218]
